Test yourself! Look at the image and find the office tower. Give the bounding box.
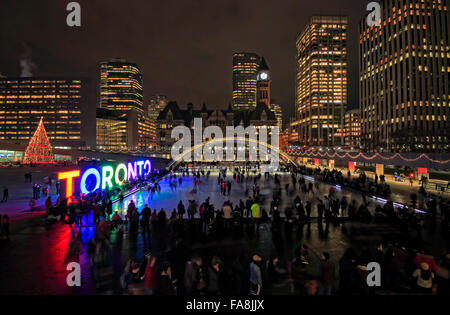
[148,94,168,119]
[100,59,144,112]
[96,108,156,151]
[295,15,348,148]
[360,0,450,152]
[232,52,261,110]
[0,77,84,145]
[344,109,361,150]
[257,57,272,108]
[271,103,283,129]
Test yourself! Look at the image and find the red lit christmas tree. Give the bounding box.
[22,117,55,164]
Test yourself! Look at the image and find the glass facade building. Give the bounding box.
[360,0,450,152]
[100,59,144,113]
[295,16,348,149]
[344,108,361,150]
[96,108,156,151]
[232,52,261,111]
[0,78,83,143]
[271,103,283,129]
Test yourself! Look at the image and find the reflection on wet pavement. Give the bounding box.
[0,172,446,294]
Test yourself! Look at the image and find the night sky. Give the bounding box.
[0,0,367,122]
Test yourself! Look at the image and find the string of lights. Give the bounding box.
[293,151,450,165]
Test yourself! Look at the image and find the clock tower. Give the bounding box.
[256,57,271,108]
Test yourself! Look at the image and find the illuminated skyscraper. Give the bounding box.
[271,103,283,129]
[96,108,156,150]
[295,16,348,148]
[344,109,361,150]
[0,78,84,145]
[100,59,144,112]
[232,52,261,110]
[360,0,450,152]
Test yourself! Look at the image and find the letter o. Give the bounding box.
[80,168,100,194]
[144,160,151,175]
[115,163,127,186]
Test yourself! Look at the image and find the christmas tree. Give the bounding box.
[22,117,55,164]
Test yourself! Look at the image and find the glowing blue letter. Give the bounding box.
[80,168,101,194]
[143,160,151,175]
[137,161,144,176]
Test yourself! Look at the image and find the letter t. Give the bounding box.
[58,170,80,198]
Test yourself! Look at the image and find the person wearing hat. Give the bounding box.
[412,262,435,294]
[249,255,263,295]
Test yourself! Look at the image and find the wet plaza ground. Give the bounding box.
[0,169,448,294]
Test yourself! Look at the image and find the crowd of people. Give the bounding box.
[293,166,450,235]
[2,161,449,295]
[49,165,448,295]
[79,225,450,295]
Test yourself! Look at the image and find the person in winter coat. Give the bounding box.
[184,255,203,295]
[207,256,223,295]
[143,254,159,295]
[413,262,435,294]
[158,262,177,295]
[249,255,263,295]
[319,252,336,295]
[413,251,438,273]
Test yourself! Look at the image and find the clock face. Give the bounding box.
[260,72,268,80]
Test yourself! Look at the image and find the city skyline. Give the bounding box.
[0,0,366,120]
[1,0,450,301]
